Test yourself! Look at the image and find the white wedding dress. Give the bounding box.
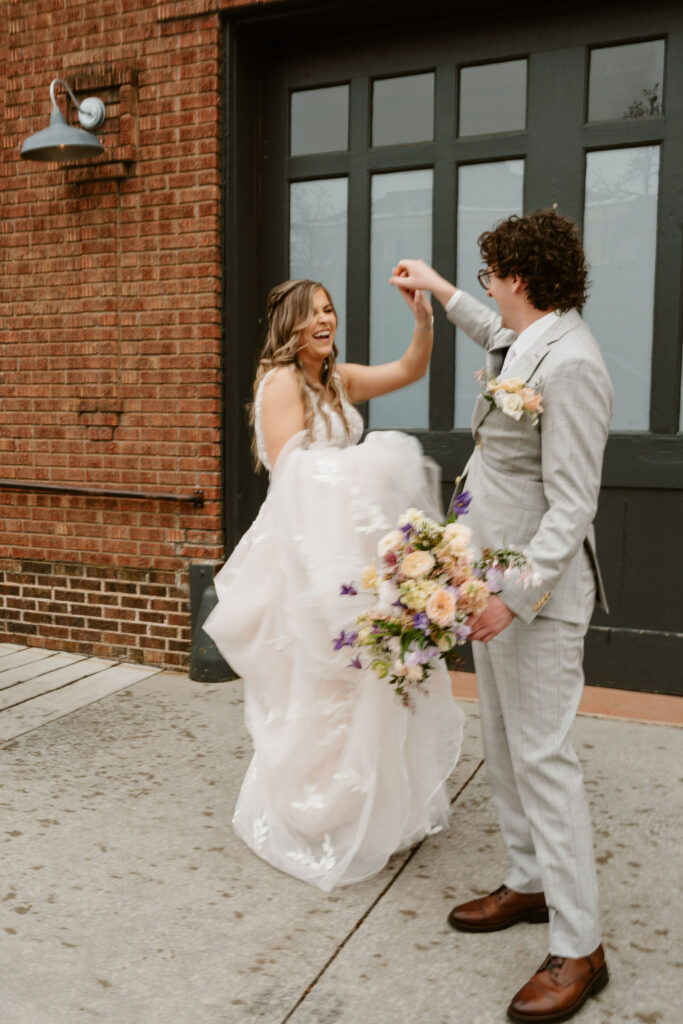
[204,370,464,890]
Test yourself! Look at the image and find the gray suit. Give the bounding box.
[448,291,613,957]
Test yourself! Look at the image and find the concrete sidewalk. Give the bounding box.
[1,645,681,1024]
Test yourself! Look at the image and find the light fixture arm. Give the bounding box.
[50,77,106,131]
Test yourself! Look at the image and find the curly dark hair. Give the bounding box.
[478,209,589,313]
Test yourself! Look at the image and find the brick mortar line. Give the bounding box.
[278,758,485,1024]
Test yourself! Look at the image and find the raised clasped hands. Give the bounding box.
[395,279,433,328]
[389,259,457,311]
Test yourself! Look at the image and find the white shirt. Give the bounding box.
[445,289,559,370]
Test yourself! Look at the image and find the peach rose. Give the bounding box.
[401,550,435,578]
[458,578,489,617]
[360,563,379,590]
[522,390,544,413]
[425,588,457,628]
[498,377,526,392]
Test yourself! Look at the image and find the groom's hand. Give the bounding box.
[468,595,515,643]
[389,260,457,310]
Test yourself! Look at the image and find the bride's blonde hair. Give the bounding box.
[249,279,351,469]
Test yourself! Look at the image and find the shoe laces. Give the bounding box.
[541,955,567,978]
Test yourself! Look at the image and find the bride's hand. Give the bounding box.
[395,274,433,327]
[390,259,457,311]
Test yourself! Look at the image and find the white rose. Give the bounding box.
[392,659,408,677]
[398,508,421,527]
[443,522,473,553]
[501,392,524,420]
[377,530,403,559]
[406,663,424,682]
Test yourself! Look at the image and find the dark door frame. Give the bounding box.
[222,0,683,694]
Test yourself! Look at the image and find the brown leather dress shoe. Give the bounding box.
[507,945,609,1023]
[447,884,549,932]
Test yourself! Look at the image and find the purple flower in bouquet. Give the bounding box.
[404,643,440,666]
[450,490,472,516]
[340,583,358,596]
[484,566,504,593]
[333,629,358,651]
[453,623,472,643]
[347,655,362,669]
[413,612,430,632]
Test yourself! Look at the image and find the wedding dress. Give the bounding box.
[204,369,464,890]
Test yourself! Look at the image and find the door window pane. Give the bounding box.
[290,178,348,359]
[588,40,664,123]
[459,60,527,137]
[290,86,349,155]
[583,146,660,430]
[369,170,433,428]
[454,161,525,427]
[372,72,434,147]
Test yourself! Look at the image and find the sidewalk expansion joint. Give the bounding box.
[278,757,485,1024]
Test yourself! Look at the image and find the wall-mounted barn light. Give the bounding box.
[21,78,106,162]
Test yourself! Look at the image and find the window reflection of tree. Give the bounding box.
[623,83,662,119]
[290,181,347,274]
[585,147,659,264]
[584,146,660,417]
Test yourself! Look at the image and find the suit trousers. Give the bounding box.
[472,612,601,958]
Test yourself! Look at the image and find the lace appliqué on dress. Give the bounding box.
[252,814,269,849]
[332,769,373,794]
[311,449,347,484]
[349,486,392,534]
[287,834,337,872]
[291,784,326,812]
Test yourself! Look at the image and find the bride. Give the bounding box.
[204,277,464,890]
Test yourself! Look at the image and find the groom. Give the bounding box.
[390,209,613,1023]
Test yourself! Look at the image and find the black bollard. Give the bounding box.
[188,564,237,683]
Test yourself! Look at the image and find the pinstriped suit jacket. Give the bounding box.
[448,291,613,627]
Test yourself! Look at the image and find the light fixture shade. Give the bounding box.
[20,106,105,163]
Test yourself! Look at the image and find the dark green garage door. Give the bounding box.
[223,0,683,694]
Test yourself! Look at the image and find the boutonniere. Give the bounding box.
[474,369,544,426]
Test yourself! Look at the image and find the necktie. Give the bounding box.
[502,343,517,372]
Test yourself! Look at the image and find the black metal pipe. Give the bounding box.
[0,479,205,507]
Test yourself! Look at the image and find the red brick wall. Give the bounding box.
[0,0,281,666]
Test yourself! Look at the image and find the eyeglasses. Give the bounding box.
[477,268,493,290]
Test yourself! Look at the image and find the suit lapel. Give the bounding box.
[470,309,581,437]
[470,337,514,435]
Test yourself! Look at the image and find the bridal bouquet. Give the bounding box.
[335,493,537,707]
